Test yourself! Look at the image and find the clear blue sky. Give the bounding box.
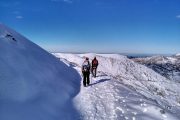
[0,0,180,54]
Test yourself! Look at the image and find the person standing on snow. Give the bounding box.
[82,57,91,87]
[91,57,98,78]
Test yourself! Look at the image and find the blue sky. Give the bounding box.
[0,0,180,54]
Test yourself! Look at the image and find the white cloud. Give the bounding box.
[176,15,180,19]
[16,16,23,19]
[13,11,23,19]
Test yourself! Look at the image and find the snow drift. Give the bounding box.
[0,24,81,120]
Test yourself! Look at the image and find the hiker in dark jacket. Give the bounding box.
[91,57,98,77]
[82,57,91,87]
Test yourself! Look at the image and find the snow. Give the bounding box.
[1,23,180,120]
[175,53,180,56]
[0,24,81,120]
[53,53,180,120]
[74,76,178,120]
[132,55,180,81]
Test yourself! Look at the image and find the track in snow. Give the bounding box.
[73,71,172,120]
[53,53,179,120]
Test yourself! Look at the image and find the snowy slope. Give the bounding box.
[53,53,180,120]
[74,75,178,120]
[175,53,180,56]
[132,55,180,81]
[0,24,81,120]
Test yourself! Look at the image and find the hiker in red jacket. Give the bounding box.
[91,57,98,78]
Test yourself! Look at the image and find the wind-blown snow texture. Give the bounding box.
[53,53,180,120]
[0,24,81,120]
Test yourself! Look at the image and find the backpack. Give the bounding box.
[82,61,90,72]
[92,59,98,67]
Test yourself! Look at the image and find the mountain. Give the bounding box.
[132,55,180,81]
[175,53,180,57]
[1,23,180,119]
[53,53,180,120]
[0,24,81,120]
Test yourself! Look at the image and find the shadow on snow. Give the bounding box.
[89,78,111,86]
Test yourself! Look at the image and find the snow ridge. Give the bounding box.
[175,53,180,56]
[132,55,180,81]
[0,24,81,120]
[54,53,180,119]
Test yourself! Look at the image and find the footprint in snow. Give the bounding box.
[143,108,147,112]
[131,111,137,115]
[132,116,136,120]
[124,116,129,119]
[116,107,125,114]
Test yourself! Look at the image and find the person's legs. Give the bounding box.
[87,72,90,85]
[94,68,97,77]
[92,68,95,77]
[83,72,86,86]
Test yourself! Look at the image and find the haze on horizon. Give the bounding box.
[0,0,180,54]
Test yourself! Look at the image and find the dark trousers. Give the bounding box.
[83,72,90,86]
[92,68,97,77]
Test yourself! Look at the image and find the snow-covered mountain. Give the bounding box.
[53,53,180,120]
[175,53,180,57]
[0,24,81,120]
[1,23,180,120]
[132,55,180,81]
